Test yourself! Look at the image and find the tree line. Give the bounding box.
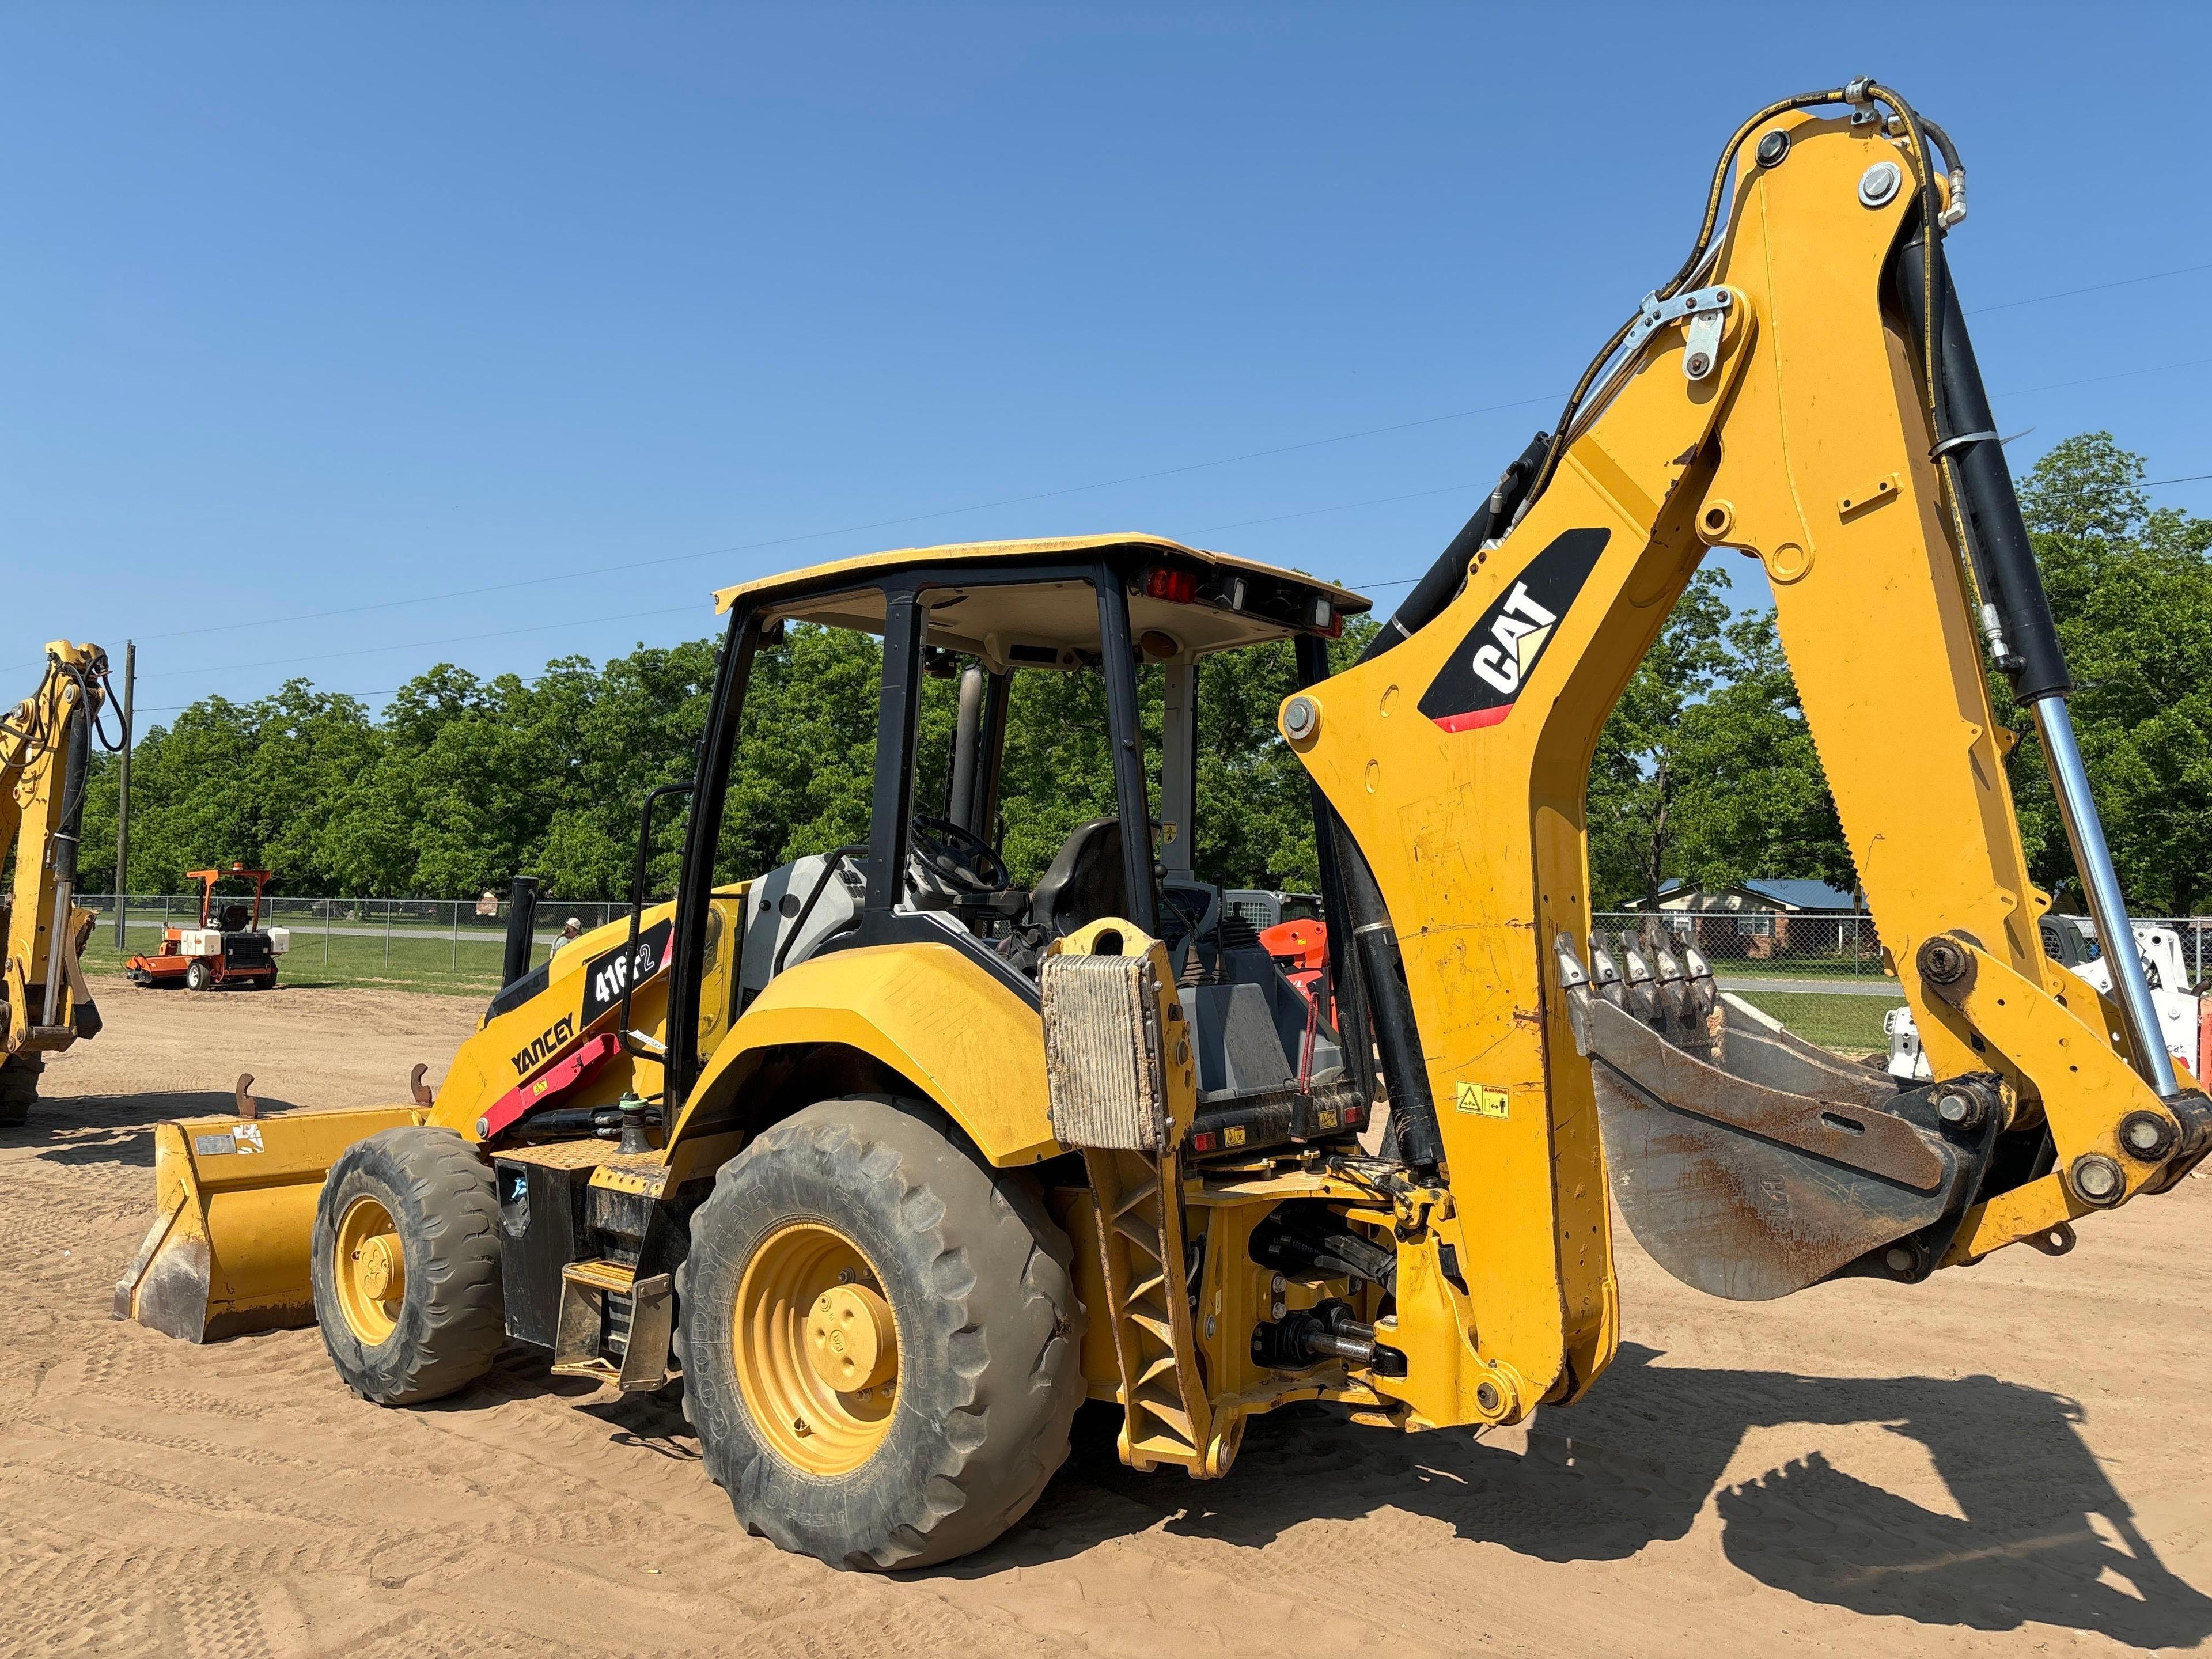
[69,434,2212,914]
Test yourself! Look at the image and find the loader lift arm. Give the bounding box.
[1291,79,2212,1426]
[1,642,118,1116]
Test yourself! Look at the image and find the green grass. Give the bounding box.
[1733,989,1902,1055]
[73,916,1914,1038]
[1701,955,1892,982]
[81,921,514,997]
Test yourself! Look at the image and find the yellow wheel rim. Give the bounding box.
[333,1195,406,1346]
[734,1222,899,1476]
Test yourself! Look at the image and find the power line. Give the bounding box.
[117,461,2212,699]
[1966,260,2212,316]
[1326,386,2212,596]
[127,392,1565,647]
[48,266,2212,683]
[134,603,700,683]
[1205,479,1489,533]
[110,357,2212,688]
[1991,355,2212,400]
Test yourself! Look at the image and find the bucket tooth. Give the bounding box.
[1563,968,1999,1302]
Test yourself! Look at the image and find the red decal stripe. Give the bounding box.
[480,1032,623,1140]
[1429,704,1514,733]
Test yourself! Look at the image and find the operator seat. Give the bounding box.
[1027,817,1127,938]
[218,903,250,933]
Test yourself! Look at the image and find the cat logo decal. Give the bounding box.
[1418,528,1609,732]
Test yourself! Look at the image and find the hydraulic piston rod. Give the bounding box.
[2035,697,2178,1096]
[1899,236,2177,1098]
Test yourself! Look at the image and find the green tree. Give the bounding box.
[79,682,382,895]
[1586,569,1733,907]
[2003,433,2212,912]
[1669,607,1853,896]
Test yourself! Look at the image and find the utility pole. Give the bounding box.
[111,641,135,949]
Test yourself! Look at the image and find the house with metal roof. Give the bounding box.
[1642,877,1862,915]
[1630,878,1874,966]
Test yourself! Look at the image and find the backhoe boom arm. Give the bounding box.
[1292,87,2205,1430]
[2,643,111,1066]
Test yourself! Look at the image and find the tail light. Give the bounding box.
[1144,567,1198,604]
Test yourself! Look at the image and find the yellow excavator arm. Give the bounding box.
[2,642,113,1112]
[1291,81,2205,1416]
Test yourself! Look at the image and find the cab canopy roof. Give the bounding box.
[712,535,1369,669]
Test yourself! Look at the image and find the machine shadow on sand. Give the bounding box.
[11,1090,304,1169]
[971,1342,2212,1648]
[28,1072,2209,1648]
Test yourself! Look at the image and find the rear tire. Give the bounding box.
[0,1052,41,1127]
[185,960,212,992]
[676,1096,1084,1570]
[311,1126,504,1404]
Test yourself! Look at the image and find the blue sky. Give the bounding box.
[6,4,2209,722]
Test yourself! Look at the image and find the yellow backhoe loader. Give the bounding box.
[2,643,115,1122]
[119,80,2212,1570]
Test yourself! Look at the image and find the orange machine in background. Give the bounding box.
[126,863,287,991]
[1259,915,1333,1025]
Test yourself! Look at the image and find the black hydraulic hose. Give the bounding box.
[502,875,539,987]
[51,695,89,889]
[616,782,695,1066]
[1359,432,1552,666]
[1323,432,1551,1174]
[1293,633,1374,1105]
[1329,815,1446,1175]
[1895,236,2070,700]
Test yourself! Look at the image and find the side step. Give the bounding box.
[1083,1147,1219,1474]
[551,1258,673,1391]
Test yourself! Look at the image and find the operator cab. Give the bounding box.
[682,536,1372,1159]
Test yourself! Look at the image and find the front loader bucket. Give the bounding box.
[1558,934,2001,1302]
[115,1104,424,1342]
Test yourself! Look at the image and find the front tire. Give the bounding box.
[0,1052,40,1127]
[311,1126,504,1404]
[676,1096,1084,1570]
[185,960,213,992]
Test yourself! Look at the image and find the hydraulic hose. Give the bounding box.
[39,690,90,1030]
[1328,815,1446,1173]
[1359,431,1551,665]
[1895,241,2067,700]
[1332,434,1555,1174]
[501,875,539,987]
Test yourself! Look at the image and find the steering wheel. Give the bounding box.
[909,815,1012,895]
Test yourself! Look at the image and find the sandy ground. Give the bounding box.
[6,978,2212,1657]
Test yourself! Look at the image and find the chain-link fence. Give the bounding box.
[62,891,2212,997]
[1596,908,2212,992]
[74,893,639,986]
[1596,909,1891,984]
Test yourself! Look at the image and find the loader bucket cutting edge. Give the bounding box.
[116,1105,426,1342]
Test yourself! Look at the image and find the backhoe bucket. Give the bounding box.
[1558,933,2001,1301]
[115,1103,423,1342]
